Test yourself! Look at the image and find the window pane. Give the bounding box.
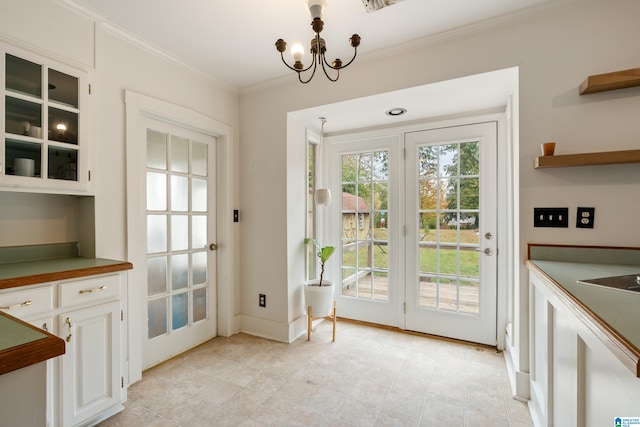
[171,253,189,290]
[193,288,207,323]
[147,172,167,211]
[192,215,207,250]
[192,178,207,212]
[172,293,188,330]
[147,215,167,253]
[171,175,189,212]
[171,135,189,173]
[147,130,167,170]
[48,69,78,108]
[192,252,207,285]
[192,141,207,176]
[147,256,167,296]
[148,298,167,339]
[171,215,189,251]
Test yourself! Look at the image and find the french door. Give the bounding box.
[141,118,217,369]
[405,122,497,345]
[328,122,497,345]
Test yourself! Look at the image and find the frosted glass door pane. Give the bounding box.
[147,172,167,211]
[171,215,189,251]
[192,178,207,212]
[192,215,207,249]
[192,252,207,285]
[193,288,207,323]
[171,175,188,211]
[171,136,189,173]
[148,298,167,339]
[171,254,189,290]
[147,215,167,253]
[192,142,207,176]
[147,130,167,169]
[172,293,188,330]
[147,256,168,296]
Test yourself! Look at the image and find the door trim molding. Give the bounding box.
[124,90,237,384]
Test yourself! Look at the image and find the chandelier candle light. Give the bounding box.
[275,0,361,83]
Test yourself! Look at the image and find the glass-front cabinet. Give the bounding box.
[2,45,90,193]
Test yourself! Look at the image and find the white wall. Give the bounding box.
[239,0,640,352]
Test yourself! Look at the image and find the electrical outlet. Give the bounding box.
[576,207,595,228]
[534,207,569,228]
[259,293,266,308]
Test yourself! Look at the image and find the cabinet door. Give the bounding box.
[1,45,90,193]
[59,300,121,427]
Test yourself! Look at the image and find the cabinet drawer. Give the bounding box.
[59,275,120,307]
[0,286,53,319]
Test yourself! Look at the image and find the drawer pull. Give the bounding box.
[65,317,73,342]
[79,285,107,294]
[0,300,33,310]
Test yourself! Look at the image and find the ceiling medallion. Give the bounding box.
[275,0,360,83]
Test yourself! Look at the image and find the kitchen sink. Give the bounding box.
[577,274,640,293]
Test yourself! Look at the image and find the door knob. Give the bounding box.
[475,248,493,256]
[209,243,218,251]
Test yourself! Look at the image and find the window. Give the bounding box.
[306,137,318,281]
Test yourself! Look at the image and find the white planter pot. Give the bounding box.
[304,280,335,317]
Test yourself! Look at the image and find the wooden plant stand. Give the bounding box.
[307,300,336,342]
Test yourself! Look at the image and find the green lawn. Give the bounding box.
[342,229,480,280]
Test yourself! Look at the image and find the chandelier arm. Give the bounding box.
[322,47,358,71]
[280,52,317,74]
[299,55,319,84]
[320,55,340,82]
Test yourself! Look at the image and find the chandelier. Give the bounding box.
[275,0,361,83]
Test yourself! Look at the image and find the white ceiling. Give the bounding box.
[68,0,555,89]
[65,0,557,133]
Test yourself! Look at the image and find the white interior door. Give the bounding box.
[141,118,217,369]
[405,122,497,345]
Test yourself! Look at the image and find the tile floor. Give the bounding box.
[98,320,533,426]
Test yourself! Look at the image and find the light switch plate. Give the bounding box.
[534,208,569,227]
[576,207,595,228]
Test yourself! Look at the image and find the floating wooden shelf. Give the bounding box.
[579,67,640,95]
[535,149,640,169]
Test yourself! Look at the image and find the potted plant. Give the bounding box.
[304,238,336,317]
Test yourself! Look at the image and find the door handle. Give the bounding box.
[475,248,493,256]
[209,243,218,251]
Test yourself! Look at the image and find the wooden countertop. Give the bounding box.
[0,311,65,375]
[0,257,133,290]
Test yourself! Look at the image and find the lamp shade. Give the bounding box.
[315,188,331,206]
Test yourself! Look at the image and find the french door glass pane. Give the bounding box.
[147,130,167,169]
[171,175,189,211]
[172,293,188,330]
[171,136,189,173]
[148,298,167,339]
[417,140,481,314]
[147,172,167,210]
[193,288,207,323]
[341,150,390,301]
[192,142,207,176]
[146,130,210,340]
[147,215,167,253]
[147,256,168,296]
[171,254,189,290]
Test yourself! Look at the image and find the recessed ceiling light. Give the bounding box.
[385,107,407,117]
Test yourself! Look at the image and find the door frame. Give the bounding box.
[124,91,237,384]
[323,113,509,348]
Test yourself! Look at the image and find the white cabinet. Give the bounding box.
[59,301,121,427]
[528,268,640,427]
[1,42,92,194]
[0,272,126,427]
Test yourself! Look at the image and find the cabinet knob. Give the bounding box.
[209,243,218,251]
